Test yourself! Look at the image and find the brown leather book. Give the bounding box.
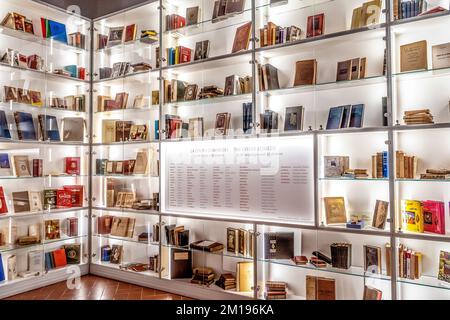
[115,121,133,142]
[97,215,113,234]
[12,191,30,213]
[232,21,252,53]
[294,59,317,86]
[306,275,336,300]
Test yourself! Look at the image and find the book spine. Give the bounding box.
[382,151,388,178]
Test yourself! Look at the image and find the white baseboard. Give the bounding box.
[90,264,253,300]
[0,264,89,299]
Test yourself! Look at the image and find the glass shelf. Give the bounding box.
[93,69,158,84]
[92,206,159,216]
[161,51,252,74]
[256,24,386,58]
[317,225,391,237]
[93,174,159,179]
[96,38,159,55]
[92,140,159,146]
[258,258,392,281]
[94,106,159,115]
[92,261,159,278]
[43,234,87,245]
[162,243,254,262]
[0,101,87,115]
[0,174,88,180]
[319,177,389,182]
[393,123,450,132]
[393,66,450,80]
[396,230,450,243]
[391,9,450,27]
[259,75,386,96]
[0,207,88,220]
[255,0,334,13]
[0,63,89,84]
[92,234,159,246]
[397,275,450,291]
[395,178,450,183]
[0,138,88,146]
[164,93,252,108]
[172,278,253,298]
[0,26,88,55]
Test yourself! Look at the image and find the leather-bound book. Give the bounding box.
[12,191,30,213]
[170,249,192,279]
[306,275,336,300]
[294,59,317,86]
[263,232,294,259]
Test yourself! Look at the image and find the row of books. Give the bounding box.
[393,0,448,20]
[395,151,418,179]
[259,22,301,47]
[0,186,84,214]
[402,200,446,234]
[372,151,389,179]
[45,245,81,270]
[1,49,44,71]
[95,154,156,177]
[0,110,84,142]
[105,178,159,209]
[4,86,86,111]
[101,120,149,143]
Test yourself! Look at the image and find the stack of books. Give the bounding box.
[342,169,368,179]
[140,30,158,44]
[215,273,236,290]
[420,169,450,180]
[191,267,215,286]
[330,243,352,269]
[264,281,287,300]
[403,109,434,125]
[199,86,224,99]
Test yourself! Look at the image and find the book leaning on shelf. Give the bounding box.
[350,0,382,29]
[1,12,35,34]
[260,110,278,133]
[325,104,365,130]
[257,63,280,91]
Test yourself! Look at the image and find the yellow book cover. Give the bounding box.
[402,200,424,233]
[175,46,179,65]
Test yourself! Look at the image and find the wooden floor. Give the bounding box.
[4,275,193,300]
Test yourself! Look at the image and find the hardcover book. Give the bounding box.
[65,157,80,175]
[186,7,200,26]
[263,232,294,259]
[336,60,352,81]
[0,187,8,214]
[12,191,30,213]
[124,24,137,42]
[438,250,450,283]
[364,245,382,274]
[194,40,210,61]
[236,261,253,292]
[63,185,84,207]
[188,117,204,138]
[29,191,43,212]
[326,106,344,130]
[284,106,304,131]
[225,0,246,15]
[306,13,324,38]
[293,59,317,86]
[56,189,72,208]
[432,42,450,69]
[0,111,11,140]
[12,155,31,177]
[402,199,424,233]
[372,200,389,229]
[349,104,365,128]
[62,117,84,142]
[107,26,124,47]
[400,40,428,72]
[110,245,123,264]
[64,244,80,264]
[44,219,60,240]
[324,197,347,224]
[43,189,57,209]
[38,115,60,141]
[14,112,37,140]
[232,21,252,53]
[171,249,192,279]
[306,275,335,300]
[422,200,445,234]
[363,285,382,300]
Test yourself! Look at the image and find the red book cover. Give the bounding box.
[53,248,67,267]
[67,217,78,236]
[56,189,72,208]
[78,67,86,80]
[423,200,445,234]
[63,185,84,207]
[32,159,43,177]
[65,157,80,175]
[179,46,191,64]
[307,13,324,38]
[177,16,186,28]
[40,18,47,38]
[124,24,136,42]
[0,187,8,214]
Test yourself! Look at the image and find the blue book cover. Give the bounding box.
[44,252,52,270]
[401,1,407,19]
[48,20,68,44]
[40,115,61,141]
[155,120,159,140]
[0,153,10,169]
[406,1,412,18]
[326,106,344,130]
[382,151,389,178]
[0,111,11,139]
[64,65,78,78]
[243,102,253,134]
[0,253,4,282]
[349,104,365,128]
[15,112,37,140]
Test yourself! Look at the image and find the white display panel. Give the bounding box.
[161,136,314,223]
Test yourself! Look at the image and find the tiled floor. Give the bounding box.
[4,275,194,300]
